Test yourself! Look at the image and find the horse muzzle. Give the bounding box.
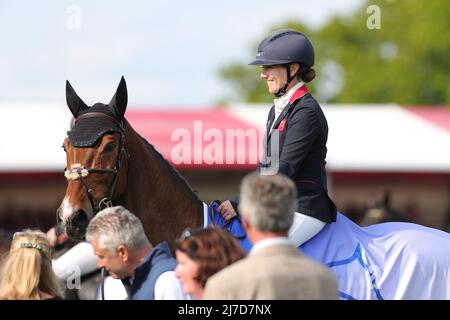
[64,209,90,240]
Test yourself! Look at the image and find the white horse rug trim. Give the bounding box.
[300,213,450,300]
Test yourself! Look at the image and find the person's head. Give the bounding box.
[0,229,63,300]
[174,227,246,299]
[249,29,316,97]
[86,206,150,279]
[239,173,297,238]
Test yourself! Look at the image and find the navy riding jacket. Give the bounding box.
[233,85,337,223]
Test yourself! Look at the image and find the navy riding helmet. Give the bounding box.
[249,29,315,97]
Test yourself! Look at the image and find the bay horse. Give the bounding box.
[59,77,450,300]
[59,76,204,247]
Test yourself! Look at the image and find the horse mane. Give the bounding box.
[136,133,202,206]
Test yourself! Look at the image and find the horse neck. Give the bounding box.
[122,121,204,245]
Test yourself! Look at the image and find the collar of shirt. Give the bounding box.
[250,237,293,254]
[122,248,154,288]
[273,81,305,120]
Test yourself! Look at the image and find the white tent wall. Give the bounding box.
[0,104,449,231]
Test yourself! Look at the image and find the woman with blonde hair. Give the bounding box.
[0,229,63,300]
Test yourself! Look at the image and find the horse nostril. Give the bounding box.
[72,209,90,229]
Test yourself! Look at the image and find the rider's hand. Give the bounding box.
[47,227,58,247]
[218,200,237,222]
[47,226,68,248]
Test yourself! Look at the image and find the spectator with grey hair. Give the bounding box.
[204,173,338,300]
[86,205,187,300]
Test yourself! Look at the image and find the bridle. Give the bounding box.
[63,112,128,300]
[64,112,128,214]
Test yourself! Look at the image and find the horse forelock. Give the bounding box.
[68,108,124,148]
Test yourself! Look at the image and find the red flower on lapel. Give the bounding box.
[278,119,287,132]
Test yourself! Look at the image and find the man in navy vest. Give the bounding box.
[86,206,187,300]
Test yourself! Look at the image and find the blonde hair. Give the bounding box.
[0,229,63,300]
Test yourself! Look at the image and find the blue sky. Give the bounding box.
[0,0,365,108]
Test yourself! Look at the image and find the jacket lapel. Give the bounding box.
[264,107,275,140]
[268,108,289,138]
[267,85,309,139]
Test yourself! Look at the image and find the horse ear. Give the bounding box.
[109,76,128,119]
[66,80,88,118]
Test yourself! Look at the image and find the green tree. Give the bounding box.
[219,0,449,105]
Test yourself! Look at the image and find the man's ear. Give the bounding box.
[117,245,129,262]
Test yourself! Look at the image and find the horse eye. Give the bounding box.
[61,144,67,153]
[103,142,116,153]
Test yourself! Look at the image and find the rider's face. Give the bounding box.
[260,63,300,94]
[260,65,287,94]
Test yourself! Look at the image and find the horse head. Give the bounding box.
[58,77,129,240]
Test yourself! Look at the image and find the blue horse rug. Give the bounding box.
[205,203,450,300]
[205,202,253,252]
[301,213,450,299]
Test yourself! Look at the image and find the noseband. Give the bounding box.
[64,112,127,214]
